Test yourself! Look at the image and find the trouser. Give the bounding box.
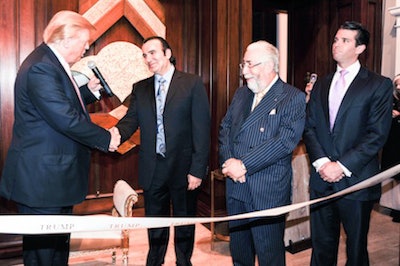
[310,191,374,266]
[17,203,73,266]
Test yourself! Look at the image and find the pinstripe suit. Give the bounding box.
[219,78,306,265]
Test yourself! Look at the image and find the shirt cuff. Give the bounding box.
[93,90,101,100]
[337,161,352,177]
[312,157,331,172]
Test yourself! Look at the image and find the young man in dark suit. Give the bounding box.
[0,10,121,266]
[116,36,210,266]
[303,21,393,265]
[218,40,306,265]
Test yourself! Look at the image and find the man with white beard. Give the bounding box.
[218,40,306,265]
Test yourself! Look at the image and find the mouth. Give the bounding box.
[244,75,253,81]
[148,62,157,69]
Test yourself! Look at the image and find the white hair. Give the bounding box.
[246,40,279,72]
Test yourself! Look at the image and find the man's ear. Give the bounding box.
[355,44,366,55]
[165,48,172,59]
[60,38,70,49]
[264,60,274,73]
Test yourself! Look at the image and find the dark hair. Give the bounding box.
[143,36,176,66]
[339,21,370,47]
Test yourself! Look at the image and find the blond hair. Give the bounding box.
[43,10,95,44]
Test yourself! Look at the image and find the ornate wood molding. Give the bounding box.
[81,0,166,43]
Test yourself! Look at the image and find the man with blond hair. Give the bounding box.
[0,10,120,265]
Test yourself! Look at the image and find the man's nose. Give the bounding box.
[241,66,250,75]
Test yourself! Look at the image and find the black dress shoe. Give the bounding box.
[391,210,400,223]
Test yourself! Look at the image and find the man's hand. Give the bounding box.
[222,158,247,183]
[305,82,315,102]
[87,76,102,93]
[108,127,121,152]
[318,161,345,183]
[187,174,202,190]
[236,175,246,183]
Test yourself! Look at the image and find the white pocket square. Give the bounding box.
[269,109,276,115]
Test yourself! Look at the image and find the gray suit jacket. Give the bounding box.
[219,78,306,211]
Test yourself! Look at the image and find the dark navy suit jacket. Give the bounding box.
[219,78,306,211]
[0,43,111,207]
[303,66,392,201]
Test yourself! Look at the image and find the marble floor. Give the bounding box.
[1,205,399,266]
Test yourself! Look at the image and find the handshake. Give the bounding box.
[108,126,121,152]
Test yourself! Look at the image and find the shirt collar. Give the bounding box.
[47,43,72,77]
[155,65,175,84]
[257,74,279,97]
[336,60,361,76]
[334,61,360,88]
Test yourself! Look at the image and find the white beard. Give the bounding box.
[247,79,263,94]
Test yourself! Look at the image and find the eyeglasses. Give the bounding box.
[239,61,265,70]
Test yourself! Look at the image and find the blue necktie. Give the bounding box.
[156,77,167,156]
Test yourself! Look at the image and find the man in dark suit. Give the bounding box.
[303,21,393,266]
[0,10,120,266]
[219,40,306,265]
[116,36,210,266]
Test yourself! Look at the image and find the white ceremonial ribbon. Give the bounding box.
[1,164,400,235]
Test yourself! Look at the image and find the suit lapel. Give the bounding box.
[321,73,334,130]
[164,70,181,109]
[239,79,284,132]
[235,89,253,134]
[334,68,367,124]
[45,44,90,119]
[145,76,157,116]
